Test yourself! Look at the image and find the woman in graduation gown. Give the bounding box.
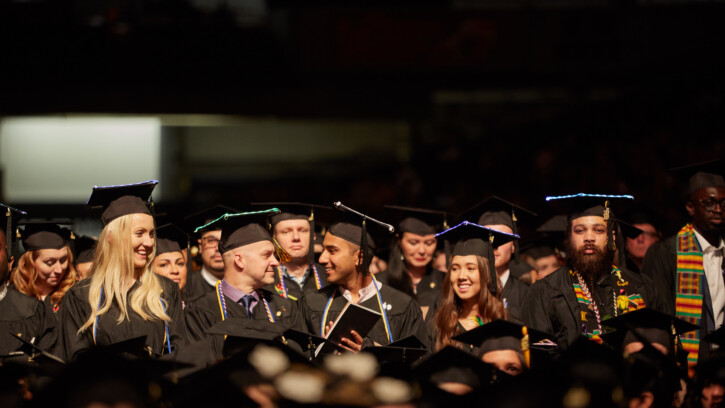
[375,206,447,319]
[60,182,186,361]
[10,221,77,318]
[429,222,516,352]
[0,203,58,360]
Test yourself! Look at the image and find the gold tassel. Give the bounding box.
[521,326,531,369]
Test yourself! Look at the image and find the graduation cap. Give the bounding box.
[414,346,510,391]
[435,221,519,295]
[703,324,725,349]
[6,331,65,368]
[622,342,684,401]
[194,209,280,255]
[452,320,554,368]
[612,218,645,267]
[85,180,158,225]
[601,308,698,355]
[73,234,97,264]
[250,202,332,266]
[329,202,395,276]
[281,328,328,360]
[366,334,429,366]
[18,220,74,251]
[155,223,189,255]
[90,335,154,359]
[182,204,240,236]
[669,159,725,196]
[383,205,449,236]
[546,193,635,253]
[0,202,27,260]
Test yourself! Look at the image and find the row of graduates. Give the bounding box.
[0,161,723,406]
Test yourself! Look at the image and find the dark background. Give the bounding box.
[1,0,724,239]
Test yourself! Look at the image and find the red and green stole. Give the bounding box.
[675,224,705,364]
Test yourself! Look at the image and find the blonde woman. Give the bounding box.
[60,181,185,361]
[10,221,77,317]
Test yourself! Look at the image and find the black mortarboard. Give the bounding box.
[19,220,73,251]
[523,245,557,261]
[183,204,240,235]
[602,308,698,354]
[155,223,189,255]
[460,196,537,232]
[73,234,97,264]
[194,209,280,255]
[613,218,645,267]
[536,215,568,233]
[329,202,395,276]
[251,202,332,265]
[703,324,725,349]
[546,193,635,253]
[6,331,65,368]
[384,205,449,236]
[281,328,328,360]
[205,318,286,357]
[623,342,683,401]
[0,203,27,260]
[414,346,505,390]
[435,221,519,295]
[453,320,552,357]
[670,159,725,196]
[91,335,153,359]
[366,335,429,366]
[85,180,157,225]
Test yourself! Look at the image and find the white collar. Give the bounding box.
[200,266,220,286]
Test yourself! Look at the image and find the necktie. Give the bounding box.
[240,294,254,318]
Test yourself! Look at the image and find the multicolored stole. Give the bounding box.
[675,224,705,364]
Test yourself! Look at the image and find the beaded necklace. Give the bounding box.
[216,280,276,323]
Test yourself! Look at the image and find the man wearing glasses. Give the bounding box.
[642,163,725,364]
[183,206,238,303]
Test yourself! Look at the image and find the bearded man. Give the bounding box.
[522,194,656,353]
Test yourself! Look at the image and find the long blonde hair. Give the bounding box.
[10,247,77,305]
[79,214,169,333]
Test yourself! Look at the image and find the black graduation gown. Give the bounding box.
[501,274,529,324]
[183,270,215,304]
[375,266,445,318]
[0,285,58,360]
[263,262,329,302]
[522,265,652,353]
[640,234,717,361]
[60,276,186,361]
[43,294,62,322]
[299,283,425,349]
[184,287,305,357]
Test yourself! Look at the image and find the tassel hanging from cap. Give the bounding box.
[488,233,498,295]
[521,326,531,369]
[272,236,292,263]
[603,200,616,252]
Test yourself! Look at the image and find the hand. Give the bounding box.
[324,321,334,338]
[337,330,363,354]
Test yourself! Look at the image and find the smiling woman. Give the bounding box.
[59,181,186,361]
[10,221,77,317]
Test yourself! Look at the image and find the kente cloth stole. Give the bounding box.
[675,224,705,364]
[572,280,603,342]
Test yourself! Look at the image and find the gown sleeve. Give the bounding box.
[59,286,92,361]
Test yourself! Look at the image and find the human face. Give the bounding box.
[241,240,279,289]
[399,232,437,269]
[569,216,608,255]
[199,230,224,273]
[131,213,155,271]
[318,234,359,286]
[687,187,725,235]
[33,248,69,293]
[75,262,92,281]
[484,224,514,272]
[482,349,523,376]
[273,219,311,262]
[152,251,187,290]
[701,383,725,408]
[625,223,660,260]
[449,255,481,303]
[535,254,560,279]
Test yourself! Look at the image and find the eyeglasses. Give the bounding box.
[695,198,725,211]
[201,237,220,248]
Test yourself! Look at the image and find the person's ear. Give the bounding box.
[686,201,695,217]
[8,255,14,271]
[235,252,245,270]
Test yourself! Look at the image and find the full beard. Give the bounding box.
[566,240,614,285]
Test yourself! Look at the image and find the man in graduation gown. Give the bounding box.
[0,203,58,361]
[641,167,725,364]
[183,206,238,303]
[184,210,305,358]
[299,219,425,351]
[523,195,654,353]
[253,203,328,301]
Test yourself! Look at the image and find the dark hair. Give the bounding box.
[433,255,506,351]
[384,243,415,297]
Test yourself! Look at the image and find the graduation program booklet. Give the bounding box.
[315,302,382,357]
